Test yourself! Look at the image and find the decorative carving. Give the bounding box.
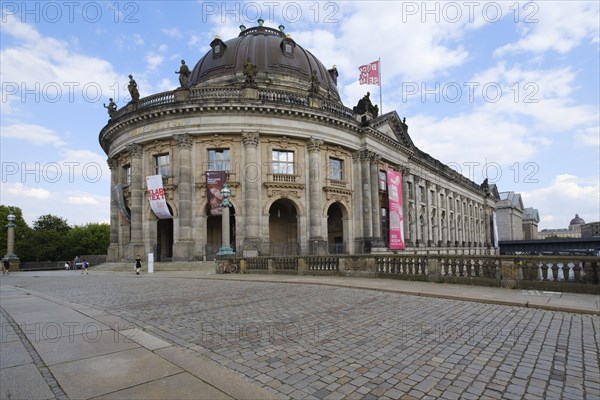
[276,136,290,149]
[242,131,259,148]
[398,164,410,175]
[126,143,143,159]
[309,71,320,96]
[369,152,381,163]
[145,140,170,155]
[206,133,224,147]
[330,145,344,158]
[107,158,118,170]
[307,137,323,153]
[243,58,257,87]
[174,133,193,149]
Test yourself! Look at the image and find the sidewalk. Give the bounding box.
[1,271,598,399]
[0,283,281,400]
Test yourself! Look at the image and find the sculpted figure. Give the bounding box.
[128,74,140,103]
[103,98,117,118]
[175,60,190,88]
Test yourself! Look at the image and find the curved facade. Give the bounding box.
[100,25,498,261]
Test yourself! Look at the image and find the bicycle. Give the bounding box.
[216,259,238,274]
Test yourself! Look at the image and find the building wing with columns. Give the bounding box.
[99,24,499,262]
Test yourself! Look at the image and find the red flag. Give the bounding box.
[359,60,380,85]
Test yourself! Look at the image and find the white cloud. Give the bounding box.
[494,1,600,56]
[521,174,600,229]
[162,28,183,39]
[146,52,164,70]
[575,126,600,147]
[3,182,51,200]
[66,196,98,205]
[1,123,66,147]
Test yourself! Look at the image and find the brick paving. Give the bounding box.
[2,273,599,399]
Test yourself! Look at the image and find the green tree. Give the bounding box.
[28,214,71,261]
[66,223,110,258]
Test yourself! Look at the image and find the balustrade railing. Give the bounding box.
[273,257,298,272]
[307,257,339,272]
[439,257,499,279]
[376,256,429,276]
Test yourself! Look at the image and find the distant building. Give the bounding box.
[522,207,540,240]
[496,192,524,240]
[581,221,600,238]
[538,214,585,239]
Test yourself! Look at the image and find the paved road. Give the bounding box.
[2,271,599,399]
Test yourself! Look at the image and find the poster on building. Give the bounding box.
[146,175,173,219]
[492,211,499,248]
[114,183,131,222]
[387,169,405,250]
[206,171,225,216]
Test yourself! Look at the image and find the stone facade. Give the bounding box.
[99,25,497,261]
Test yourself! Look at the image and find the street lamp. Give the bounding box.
[217,182,234,256]
[4,209,19,271]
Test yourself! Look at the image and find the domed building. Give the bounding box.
[100,23,498,262]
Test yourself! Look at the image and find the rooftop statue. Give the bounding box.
[103,98,117,118]
[128,74,140,103]
[175,60,191,88]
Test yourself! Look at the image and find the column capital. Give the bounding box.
[107,158,118,170]
[174,133,193,149]
[307,137,323,153]
[126,143,143,159]
[242,131,260,148]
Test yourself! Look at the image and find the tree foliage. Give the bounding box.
[1,206,110,262]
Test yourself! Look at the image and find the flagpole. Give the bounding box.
[379,57,383,114]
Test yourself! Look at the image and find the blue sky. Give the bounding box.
[1,1,599,230]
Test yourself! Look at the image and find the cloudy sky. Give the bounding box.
[1,1,598,230]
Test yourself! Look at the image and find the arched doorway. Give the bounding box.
[156,205,174,261]
[327,203,346,254]
[269,199,298,256]
[206,204,236,259]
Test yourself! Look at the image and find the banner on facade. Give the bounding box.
[206,171,225,216]
[146,175,173,219]
[492,211,499,248]
[386,169,405,250]
[359,60,380,85]
[114,183,131,222]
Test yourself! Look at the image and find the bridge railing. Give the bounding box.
[237,254,599,294]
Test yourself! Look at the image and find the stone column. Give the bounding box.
[370,153,384,249]
[173,133,193,260]
[307,137,326,254]
[126,143,144,259]
[352,151,363,253]
[242,131,261,256]
[107,158,120,261]
[361,151,373,249]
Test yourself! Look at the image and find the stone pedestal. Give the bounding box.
[308,97,321,108]
[107,244,120,262]
[242,87,258,99]
[174,88,191,101]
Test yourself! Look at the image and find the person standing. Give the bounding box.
[81,259,89,275]
[74,255,80,271]
[2,258,9,275]
[135,255,142,275]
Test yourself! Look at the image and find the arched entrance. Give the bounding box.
[268,199,298,256]
[206,204,236,259]
[156,205,173,261]
[327,203,346,254]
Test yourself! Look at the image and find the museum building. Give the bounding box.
[99,23,499,262]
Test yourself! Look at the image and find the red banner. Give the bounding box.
[206,171,225,216]
[146,175,173,219]
[387,169,405,250]
[359,60,380,85]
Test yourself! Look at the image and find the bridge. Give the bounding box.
[499,237,600,256]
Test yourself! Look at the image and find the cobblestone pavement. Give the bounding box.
[2,274,599,400]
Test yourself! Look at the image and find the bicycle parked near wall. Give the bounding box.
[216,259,238,274]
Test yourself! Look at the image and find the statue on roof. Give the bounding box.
[128,74,140,103]
[353,92,379,117]
[243,58,257,86]
[175,60,191,88]
[103,98,117,118]
[309,71,320,96]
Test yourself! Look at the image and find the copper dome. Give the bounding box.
[187,25,341,103]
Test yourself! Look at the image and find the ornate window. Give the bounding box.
[418,186,425,203]
[122,164,131,185]
[328,158,344,181]
[154,154,170,176]
[272,150,294,175]
[407,182,414,200]
[207,149,230,171]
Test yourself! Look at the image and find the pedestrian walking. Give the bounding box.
[135,255,142,275]
[65,261,71,270]
[2,258,9,275]
[74,255,80,271]
[81,259,89,275]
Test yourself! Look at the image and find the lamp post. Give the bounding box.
[217,182,235,256]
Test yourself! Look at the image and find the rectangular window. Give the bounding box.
[440,193,444,209]
[122,164,131,185]
[154,154,170,177]
[207,149,230,171]
[419,186,425,203]
[328,158,344,180]
[430,190,435,205]
[407,182,414,200]
[272,150,294,174]
[379,170,387,191]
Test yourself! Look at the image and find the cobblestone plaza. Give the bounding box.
[2,273,598,399]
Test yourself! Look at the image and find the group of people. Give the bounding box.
[64,256,89,274]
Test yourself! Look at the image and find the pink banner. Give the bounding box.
[206,171,225,216]
[387,169,405,250]
[146,175,173,219]
[359,60,380,85]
